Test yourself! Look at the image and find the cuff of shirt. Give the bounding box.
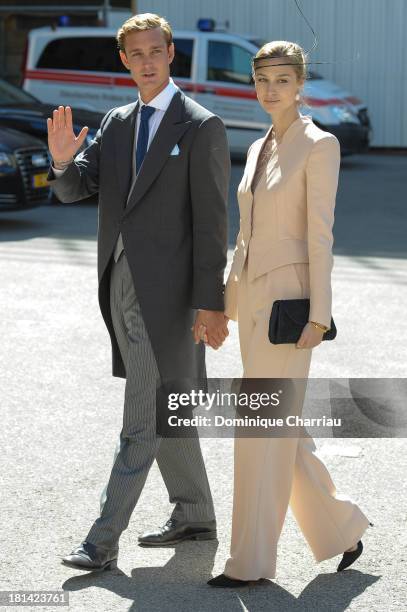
[52,165,67,177]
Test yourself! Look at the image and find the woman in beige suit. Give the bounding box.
[207,41,373,588]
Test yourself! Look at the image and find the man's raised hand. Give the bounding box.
[47,105,89,165]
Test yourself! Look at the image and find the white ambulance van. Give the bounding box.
[23,19,371,155]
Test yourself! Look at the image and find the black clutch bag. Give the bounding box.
[268,298,337,344]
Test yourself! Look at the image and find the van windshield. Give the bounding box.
[36,37,127,73]
[0,79,39,105]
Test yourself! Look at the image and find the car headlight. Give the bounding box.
[331,105,358,123]
[0,152,16,169]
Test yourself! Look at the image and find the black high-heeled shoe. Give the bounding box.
[336,521,374,572]
[337,540,363,572]
[207,573,252,588]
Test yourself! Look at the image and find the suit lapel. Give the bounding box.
[237,126,272,223]
[119,90,191,218]
[112,100,138,206]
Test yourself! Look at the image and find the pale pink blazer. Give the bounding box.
[224,114,340,329]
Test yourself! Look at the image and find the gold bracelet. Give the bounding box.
[309,320,329,332]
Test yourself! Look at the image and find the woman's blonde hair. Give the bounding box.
[116,13,173,53]
[253,40,307,106]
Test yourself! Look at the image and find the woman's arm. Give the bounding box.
[224,229,243,322]
[223,141,258,322]
[305,134,341,329]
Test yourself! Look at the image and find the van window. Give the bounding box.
[308,71,323,80]
[36,37,127,73]
[171,38,193,78]
[207,41,252,85]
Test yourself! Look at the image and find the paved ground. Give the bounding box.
[0,153,406,610]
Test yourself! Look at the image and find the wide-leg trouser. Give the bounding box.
[223,260,371,580]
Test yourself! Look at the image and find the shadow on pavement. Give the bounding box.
[61,544,380,611]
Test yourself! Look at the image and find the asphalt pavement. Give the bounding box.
[0,153,406,611]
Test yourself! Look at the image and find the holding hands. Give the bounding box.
[191,311,229,350]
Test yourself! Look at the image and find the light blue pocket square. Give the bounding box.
[170,144,180,156]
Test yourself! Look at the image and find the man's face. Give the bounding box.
[119,27,174,100]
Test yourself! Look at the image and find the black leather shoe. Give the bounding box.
[138,518,217,546]
[207,573,253,588]
[61,540,119,571]
[337,540,363,572]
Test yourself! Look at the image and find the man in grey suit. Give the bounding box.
[47,13,230,571]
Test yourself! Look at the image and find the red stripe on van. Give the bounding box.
[24,69,257,98]
[25,69,195,90]
[345,95,362,105]
[193,84,257,99]
[24,69,351,106]
[303,97,347,107]
[25,69,116,85]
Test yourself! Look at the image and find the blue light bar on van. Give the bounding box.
[58,15,70,27]
[197,18,215,32]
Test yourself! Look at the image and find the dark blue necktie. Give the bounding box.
[136,105,156,174]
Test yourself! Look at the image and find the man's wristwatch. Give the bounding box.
[309,320,330,332]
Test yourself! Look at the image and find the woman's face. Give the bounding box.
[253,58,304,115]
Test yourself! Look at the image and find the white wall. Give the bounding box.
[136,0,406,147]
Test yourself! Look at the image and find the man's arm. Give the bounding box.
[189,115,230,311]
[46,106,116,203]
[189,115,231,349]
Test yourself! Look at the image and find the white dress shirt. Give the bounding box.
[134,76,179,151]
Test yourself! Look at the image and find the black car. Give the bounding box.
[0,126,52,211]
[0,78,103,149]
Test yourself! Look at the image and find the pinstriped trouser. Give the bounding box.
[86,252,215,550]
